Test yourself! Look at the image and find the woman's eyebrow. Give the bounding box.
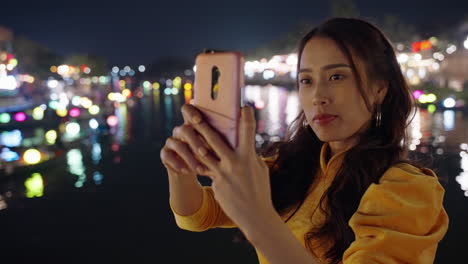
[298,63,351,73]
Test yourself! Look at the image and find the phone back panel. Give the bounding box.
[192,51,244,149]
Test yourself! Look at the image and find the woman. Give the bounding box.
[160,17,449,264]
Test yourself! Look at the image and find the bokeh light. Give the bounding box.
[443,97,456,108]
[89,105,100,115]
[69,108,81,117]
[89,118,99,129]
[65,122,81,136]
[0,113,11,123]
[14,112,26,122]
[106,115,118,127]
[45,130,58,145]
[23,149,41,165]
[56,108,68,117]
[24,173,44,198]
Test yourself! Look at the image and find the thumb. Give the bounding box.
[239,105,257,153]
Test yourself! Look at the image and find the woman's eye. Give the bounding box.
[329,74,344,81]
[300,79,312,84]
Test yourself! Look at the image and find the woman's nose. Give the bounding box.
[311,81,331,106]
[312,95,330,106]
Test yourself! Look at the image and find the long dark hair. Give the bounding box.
[233,17,418,264]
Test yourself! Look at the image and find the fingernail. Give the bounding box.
[181,168,189,174]
[192,115,201,124]
[198,147,207,156]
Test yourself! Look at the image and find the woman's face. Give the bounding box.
[298,37,379,150]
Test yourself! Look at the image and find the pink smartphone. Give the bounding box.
[192,50,245,150]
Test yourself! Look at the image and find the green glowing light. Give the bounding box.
[24,173,44,198]
[0,113,11,123]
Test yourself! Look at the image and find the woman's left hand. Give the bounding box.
[184,104,276,236]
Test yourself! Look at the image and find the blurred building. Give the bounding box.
[0,26,13,48]
[439,48,468,92]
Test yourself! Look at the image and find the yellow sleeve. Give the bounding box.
[343,164,449,264]
[170,186,236,232]
[170,155,279,232]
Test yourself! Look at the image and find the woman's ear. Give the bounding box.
[375,80,388,104]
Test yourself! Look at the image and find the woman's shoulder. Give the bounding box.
[259,149,280,163]
[379,162,441,186]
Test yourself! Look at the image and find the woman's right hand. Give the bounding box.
[160,104,211,180]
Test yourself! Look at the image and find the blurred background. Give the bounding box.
[0,0,467,263]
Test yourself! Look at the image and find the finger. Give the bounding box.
[193,120,234,161]
[160,147,190,174]
[164,137,208,173]
[172,125,213,160]
[239,106,257,154]
[196,148,221,180]
[181,103,203,125]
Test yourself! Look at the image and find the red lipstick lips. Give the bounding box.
[313,114,337,125]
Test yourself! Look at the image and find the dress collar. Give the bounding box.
[319,142,351,174]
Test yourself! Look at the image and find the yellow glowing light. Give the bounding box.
[45,130,58,145]
[108,93,115,101]
[24,173,44,198]
[57,65,70,75]
[426,93,437,103]
[32,107,44,120]
[153,82,160,89]
[23,149,42,165]
[56,108,68,117]
[119,80,126,88]
[80,97,93,108]
[409,76,421,85]
[418,94,428,104]
[428,104,436,113]
[89,105,100,115]
[184,90,193,103]
[173,77,182,88]
[184,83,192,90]
[122,89,131,97]
[10,58,18,68]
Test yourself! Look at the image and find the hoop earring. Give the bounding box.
[303,119,313,134]
[375,105,382,128]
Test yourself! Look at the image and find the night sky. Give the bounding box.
[1,0,465,67]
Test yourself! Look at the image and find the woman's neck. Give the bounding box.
[328,139,357,158]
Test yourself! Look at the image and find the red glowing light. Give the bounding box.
[111,143,119,152]
[412,40,432,52]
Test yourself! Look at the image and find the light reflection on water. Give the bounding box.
[456,150,468,197]
[24,173,44,198]
[2,84,467,199]
[67,149,86,188]
[443,110,455,131]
